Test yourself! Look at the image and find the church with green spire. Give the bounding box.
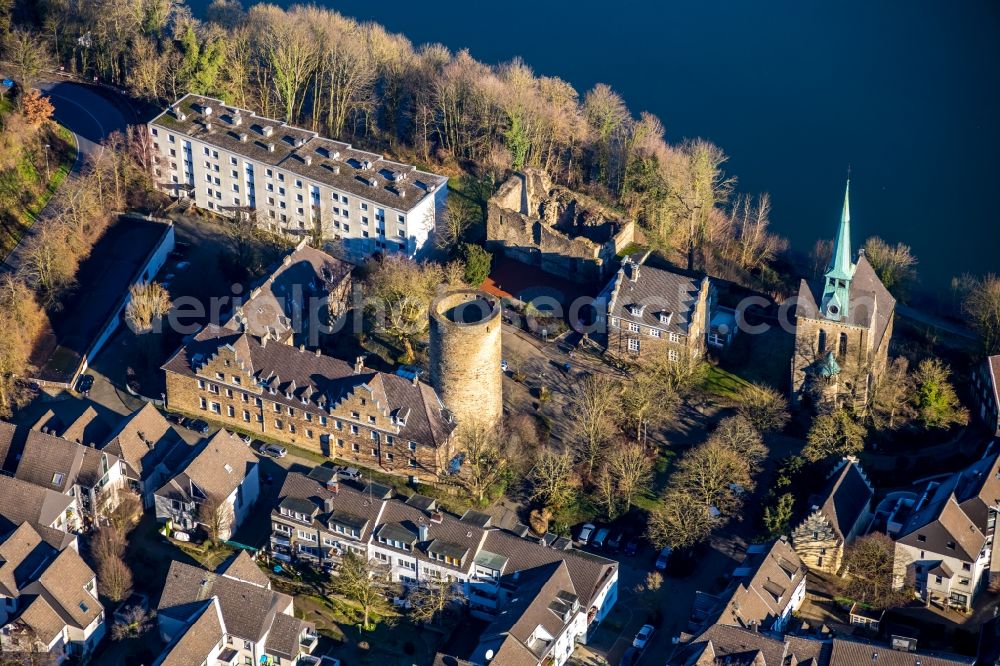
[791,180,896,407]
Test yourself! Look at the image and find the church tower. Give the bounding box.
[819,181,856,321]
[790,179,896,408]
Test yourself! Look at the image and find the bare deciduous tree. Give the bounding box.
[735,383,790,434]
[364,255,444,363]
[803,409,866,463]
[959,273,1000,355]
[331,552,397,630]
[407,580,463,626]
[528,449,577,511]
[98,556,133,603]
[198,494,234,546]
[569,374,621,476]
[842,533,911,610]
[863,237,918,300]
[456,420,520,504]
[125,282,171,334]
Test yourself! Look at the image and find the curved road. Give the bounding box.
[1,81,129,272]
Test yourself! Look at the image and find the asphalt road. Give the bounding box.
[1,80,130,273]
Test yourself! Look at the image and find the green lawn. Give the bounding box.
[702,364,751,400]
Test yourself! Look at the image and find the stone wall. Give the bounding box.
[429,290,503,431]
[486,169,634,283]
[791,511,844,574]
[791,315,883,407]
[164,348,449,481]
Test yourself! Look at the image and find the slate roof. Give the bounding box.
[101,403,188,482]
[795,255,895,345]
[0,522,57,598]
[155,598,226,666]
[277,470,618,609]
[715,539,806,632]
[14,428,119,492]
[220,550,270,589]
[151,94,447,213]
[265,611,312,660]
[806,459,873,542]
[157,430,257,503]
[828,637,973,665]
[226,240,352,343]
[477,561,577,661]
[34,547,101,629]
[158,559,292,643]
[58,405,109,446]
[605,260,705,336]
[15,595,66,644]
[670,624,795,666]
[0,475,75,533]
[162,324,456,449]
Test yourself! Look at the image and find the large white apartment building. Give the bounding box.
[149,94,449,261]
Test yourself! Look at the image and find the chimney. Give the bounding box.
[326,478,339,493]
[204,121,213,132]
[233,113,242,126]
[267,143,275,153]
[429,511,443,524]
[239,133,248,143]
[411,372,419,386]
[263,125,274,137]
[315,348,322,357]
[303,155,312,166]
[299,344,305,353]
[354,356,365,374]
[260,336,268,348]
[418,521,429,542]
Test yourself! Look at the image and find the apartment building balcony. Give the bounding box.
[299,629,319,653]
[296,657,322,666]
[271,534,291,547]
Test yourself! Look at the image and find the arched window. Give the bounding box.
[817,329,827,355]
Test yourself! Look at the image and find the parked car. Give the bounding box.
[76,374,94,396]
[166,413,187,427]
[239,434,253,446]
[261,444,288,458]
[189,419,210,435]
[632,624,655,649]
[500,359,509,372]
[620,647,640,666]
[592,528,610,549]
[577,523,596,544]
[655,546,672,570]
[624,536,640,556]
[336,466,362,480]
[319,657,341,666]
[607,531,623,552]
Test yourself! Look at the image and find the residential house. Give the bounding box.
[972,355,999,437]
[156,553,318,666]
[790,181,895,407]
[162,323,457,481]
[892,452,1000,610]
[154,430,260,541]
[0,522,105,661]
[692,538,807,635]
[469,561,586,666]
[791,457,874,574]
[485,169,635,283]
[598,256,714,362]
[225,238,353,347]
[149,94,448,260]
[15,429,126,522]
[0,472,80,540]
[828,637,973,666]
[272,470,619,651]
[668,624,828,666]
[99,403,191,508]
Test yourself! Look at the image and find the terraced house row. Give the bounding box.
[272,468,619,666]
[162,324,458,482]
[149,94,448,261]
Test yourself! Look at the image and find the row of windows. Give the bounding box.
[153,128,410,225]
[610,317,681,342]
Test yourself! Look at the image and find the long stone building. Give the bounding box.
[162,324,458,482]
[790,181,895,407]
[148,94,448,261]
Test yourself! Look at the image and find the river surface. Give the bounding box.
[191,0,1000,293]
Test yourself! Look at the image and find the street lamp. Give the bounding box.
[44,144,50,180]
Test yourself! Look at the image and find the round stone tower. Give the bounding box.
[429,289,503,430]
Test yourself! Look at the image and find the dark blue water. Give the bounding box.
[193,0,1000,293]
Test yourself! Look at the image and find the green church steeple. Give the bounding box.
[820,179,856,321]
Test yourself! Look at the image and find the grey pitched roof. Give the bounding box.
[31,547,101,629]
[158,559,291,643]
[226,240,352,343]
[162,324,456,450]
[897,493,985,562]
[154,598,226,666]
[795,255,895,345]
[151,94,446,213]
[265,611,312,660]
[12,595,66,645]
[477,561,577,661]
[808,459,873,542]
[12,427,121,494]
[220,550,270,589]
[715,539,806,632]
[0,522,57,598]
[605,261,705,336]
[671,624,792,666]
[101,403,187,482]
[274,472,382,542]
[0,475,75,532]
[829,637,973,666]
[158,430,257,503]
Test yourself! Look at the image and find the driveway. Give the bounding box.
[2,81,131,273]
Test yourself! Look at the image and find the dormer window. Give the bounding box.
[659,312,673,325]
[627,304,646,317]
